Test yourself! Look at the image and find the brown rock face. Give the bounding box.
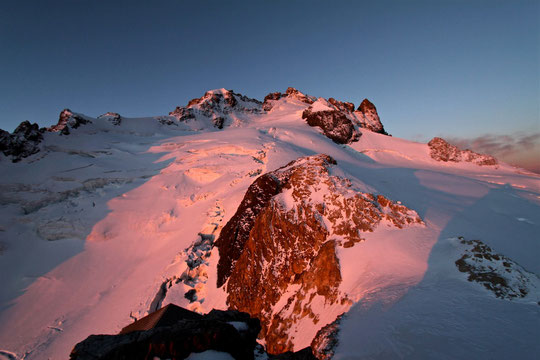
[215,174,283,287]
[428,137,498,166]
[354,99,387,134]
[216,154,423,353]
[328,98,355,113]
[302,108,360,144]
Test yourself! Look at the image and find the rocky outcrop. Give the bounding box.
[310,314,343,360]
[0,121,44,162]
[168,106,196,122]
[98,112,122,126]
[302,106,360,144]
[70,306,260,360]
[216,174,283,287]
[70,304,315,360]
[216,154,423,353]
[170,89,262,129]
[328,98,355,113]
[263,90,388,138]
[354,99,387,134]
[428,137,498,166]
[262,87,316,111]
[49,109,92,135]
[455,238,540,301]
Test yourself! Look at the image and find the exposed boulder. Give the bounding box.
[70,305,260,360]
[354,99,387,134]
[49,108,92,135]
[70,304,315,360]
[216,154,423,353]
[428,137,498,166]
[455,238,540,301]
[268,347,317,359]
[302,105,360,144]
[0,121,44,162]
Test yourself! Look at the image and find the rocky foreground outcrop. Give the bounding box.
[428,137,497,166]
[216,154,423,353]
[70,304,315,360]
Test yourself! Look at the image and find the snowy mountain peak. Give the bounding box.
[49,108,92,135]
[0,86,539,360]
[262,87,316,111]
[170,89,263,129]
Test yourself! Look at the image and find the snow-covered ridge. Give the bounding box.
[0,87,539,359]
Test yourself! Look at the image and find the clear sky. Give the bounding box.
[1,0,539,169]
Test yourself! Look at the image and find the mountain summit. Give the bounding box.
[0,88,538,359]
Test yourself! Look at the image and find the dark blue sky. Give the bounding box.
[1,0,538,142]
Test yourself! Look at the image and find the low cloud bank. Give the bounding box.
[444,132,540,174]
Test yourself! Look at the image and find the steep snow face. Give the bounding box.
[0,88,539,359]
